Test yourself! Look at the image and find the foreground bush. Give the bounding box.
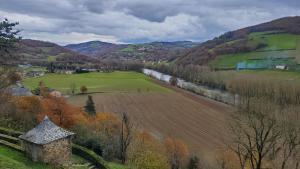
[72,144,109,169]
[127,131,170,169]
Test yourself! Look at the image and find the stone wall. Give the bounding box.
[42,137,72,165]
[22,141,43,162]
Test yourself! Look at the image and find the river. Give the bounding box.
[143,68,238,105]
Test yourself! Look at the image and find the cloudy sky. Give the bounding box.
[0,0,300,45]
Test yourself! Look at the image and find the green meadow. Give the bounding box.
[23,71,171,94]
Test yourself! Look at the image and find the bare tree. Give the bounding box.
[229,99,281,169]
[70,83,76,95]
[274,108,300,169]
[120,112,134,164]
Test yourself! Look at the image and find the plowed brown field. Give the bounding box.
[68,87,233,159]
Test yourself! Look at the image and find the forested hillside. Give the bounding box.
[15,39,99,64]
[66,41,198,62]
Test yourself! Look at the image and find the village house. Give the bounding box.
[275,65,288,70]
[19,116,75,166]
[49,89,62,97]
[7,82,33,96]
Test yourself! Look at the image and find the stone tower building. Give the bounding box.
[19,116,75,165]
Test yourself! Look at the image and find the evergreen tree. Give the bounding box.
[0,18,21,89]
[0,18,21,65]
[84,95,96,116]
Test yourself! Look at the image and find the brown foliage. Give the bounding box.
[90,112,121,134]
[127,130,170,169]
[165,138,189,169]
[2,96,42,131]
[216,149,240,169]
[38,96,88,128]
[0,68,21,89]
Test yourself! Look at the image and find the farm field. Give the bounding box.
[68,90,233,158]
[22,71,171,94]
[235,70,300,81]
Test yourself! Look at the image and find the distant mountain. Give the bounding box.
[65,41,199,62]
[65,41,123,58]
[16,39,98,64]
[176,16,300,66]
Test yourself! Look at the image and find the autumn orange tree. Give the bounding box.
[38,95,88,128]
[73,112,122,160]
[127,130,170,169]
[216,148,241,169]
[165,138,189,169]
[94,112,122,160]
[0,95,42,131]
[13,96,42,130]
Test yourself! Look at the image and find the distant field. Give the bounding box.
[233,69,300,81]
[250,32,300,51]
[23,71,171,94]
[211,32,300,69]
[211,69,300,84]
[212,50,294,69]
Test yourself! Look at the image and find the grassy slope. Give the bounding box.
[0,144,98,169]
[0,145,51,169]
[211,33,300,69]
[108,162,128,169]
[23,71,171,94]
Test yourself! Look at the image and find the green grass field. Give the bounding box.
[23,71,171,94]
[0,145,51,169]
[214,69,300,83]
[211,32,300,69]
[211,50,295,69]
[250,32,300,51]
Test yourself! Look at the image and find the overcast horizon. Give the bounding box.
[1,0,300,45]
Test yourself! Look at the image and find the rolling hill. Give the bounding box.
[65,41,199,62]
[176,16,300,69]
[15,39,99,64]
[12,16,300,69]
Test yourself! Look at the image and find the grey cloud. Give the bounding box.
[0,0,299,44]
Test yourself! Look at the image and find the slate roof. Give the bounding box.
[19,116,75,145]
[8,86,33,96]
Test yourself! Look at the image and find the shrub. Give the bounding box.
[72,144,109,169]
[169,77,178,86]
[0,127,23,137]
[80,85,88,94]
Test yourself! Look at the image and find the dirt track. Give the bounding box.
[69,87,233,158]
